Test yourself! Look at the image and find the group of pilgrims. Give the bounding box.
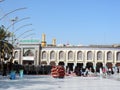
[51,64,120,78]
[65,66,120,77]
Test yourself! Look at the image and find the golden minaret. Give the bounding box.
[41,33,46,47]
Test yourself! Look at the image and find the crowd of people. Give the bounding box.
[66,66,120,77]
[1,62,120,80]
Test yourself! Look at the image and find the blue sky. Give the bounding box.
[0,0,120,45]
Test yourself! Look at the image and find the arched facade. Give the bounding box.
[68,51,73,60]
[116,52,120,61]
[14,51,18,59]
[97,51,102,60]
[107,51,113,61]
[77,51,83,60]
[87,51,93,60]
[40,47,120,70]
[13,43,120,70]
[50,51,55,60]
[23,49,34,56]
[59,51,64,60]
[42,51,47,60]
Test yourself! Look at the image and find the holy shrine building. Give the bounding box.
[13,34,120,71]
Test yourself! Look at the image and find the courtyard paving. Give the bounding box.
[0,75,120,90]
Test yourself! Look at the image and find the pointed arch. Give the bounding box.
[23,49,34,56]
[50,51,55,60]
[59,51,64,60]
[77,51,82,60]
[97,51,102,60]
[14,51,18,59]
[107,51,112,60]
[42,51,47,59]
[87,51,92,60]
[68,51,73,60]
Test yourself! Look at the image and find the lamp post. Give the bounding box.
[7,17,31,46]
[11,17,18,45]
[6,17,30,30]
[5,17,31,45]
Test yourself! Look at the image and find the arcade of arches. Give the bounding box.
[13,44,120,72]
[40,48,120,71]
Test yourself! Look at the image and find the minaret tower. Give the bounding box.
[52,38,56,46]
[41,33,46,47]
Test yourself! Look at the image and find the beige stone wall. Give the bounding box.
[14,46,120,67]
[41,47,120,67]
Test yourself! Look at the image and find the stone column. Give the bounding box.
[93,50,96,70]
[20,48,23,65]
[93,62,96,71]
[103,51,106,67]
[83,50,86,68]
[113,51,117,67]
[35,50,38,65]
[73,63,76,72]
[118,67,120,74]
[83,62,86,68]
[64,62,67,71]
[19,50,21,64]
